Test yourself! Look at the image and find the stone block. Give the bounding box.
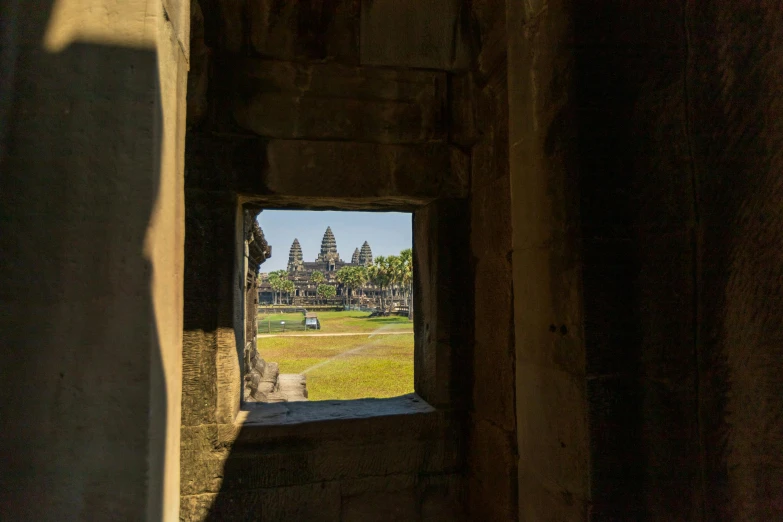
[635,230,695,382]
[467,420,516,521]
[260,481,342,522]
[513,240,585,377]
[449,73,478,148]
[186,0,208,127]
[181,425,218,454]
[248,0,360,62]
[471,73,509,191]
[340,474,416,497]
[581,238,639,377]
[232,60,446,143]
[516,364,589,498]
[360,0,470,71]
[473,256,515,432]
[215,0,246,53]
[188,132,468,205]
[586,375,645,516]
[264,140,448,197]
[180,453,227,496]
[182,330,218,426]
[448,147,471,197]
[471,177,512,258]
[342,489,418,522]
[418,474,464,522]
[179,493,220,522]
[517,471,589,522]
[215,327,241,424]
[472,3,506,82]
[181,490,266,522]
[413,200,473,407]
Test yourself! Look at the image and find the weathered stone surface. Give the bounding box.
[187,0,209,126]
[419,474,464,522]
[513,242,584,377]
[517,363,589,496]
[517,471,588,522]
[340,474,417,498]
[342,490,418,522]
[470,78,509,195]
[690,2,783,519]
[360,0,470,71]
[263,140,452,199]
[182,330,218,426]
[184,437,458,496]
[470,0,507,82]
[232,59,447,143]
[467,420,517,522]
[248,0,360,62]
[449,73,478,148]
[187,132,464,205]
[472,257,515,432]
[414,200,473,408]
[471,177,512,258]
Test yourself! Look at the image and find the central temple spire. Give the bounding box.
[316,226,340,270]
[320,226,337,256]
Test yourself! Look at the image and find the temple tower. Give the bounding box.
[287,238,304,271]
[358,241,373,266]
[316,226,341,270]
[351,248,360,264]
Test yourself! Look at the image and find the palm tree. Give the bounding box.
[281,279,295,305]
[310,271,325,300]
[267,270,288,305]
[399,248,413,319]
[368,256,392,313]
[336,266,368,308]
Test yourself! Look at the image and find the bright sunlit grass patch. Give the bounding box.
[258,310,412,334]
[258,333,414,400]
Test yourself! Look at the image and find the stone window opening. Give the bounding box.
[240,208,416,405]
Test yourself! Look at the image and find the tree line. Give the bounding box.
[264,248,413,316]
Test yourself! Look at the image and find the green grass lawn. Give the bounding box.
[257,312,414,400]
[258,310,412,334]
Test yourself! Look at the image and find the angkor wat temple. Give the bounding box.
[259,227,381,306]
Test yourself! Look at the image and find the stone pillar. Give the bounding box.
[0,1,189,520]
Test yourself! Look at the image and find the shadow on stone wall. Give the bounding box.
[0,2,167,519]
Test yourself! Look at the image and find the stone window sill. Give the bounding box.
[239,393,433,426]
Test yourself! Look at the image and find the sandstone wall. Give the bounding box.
[506,0,591,520]
[181,2,471,519]
[0,0,188,520]
[459,2,519,520]
[504,0,783,520]
[690,2,783,519]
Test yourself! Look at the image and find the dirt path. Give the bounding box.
[257,330,413,338]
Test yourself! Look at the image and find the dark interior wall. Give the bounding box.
[459,1,518,520]
[569,0,783,520]
[690,2,783,519]
[572,1,701,518]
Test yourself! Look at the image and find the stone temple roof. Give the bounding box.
[351,248,360,264]
[320,226,337,256]
[359,241,373,265]
[289,238,303,263]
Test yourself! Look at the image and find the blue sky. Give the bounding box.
[257,210,412,272]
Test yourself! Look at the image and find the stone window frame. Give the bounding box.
[235,195,473,419]
[184,130,471,429]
